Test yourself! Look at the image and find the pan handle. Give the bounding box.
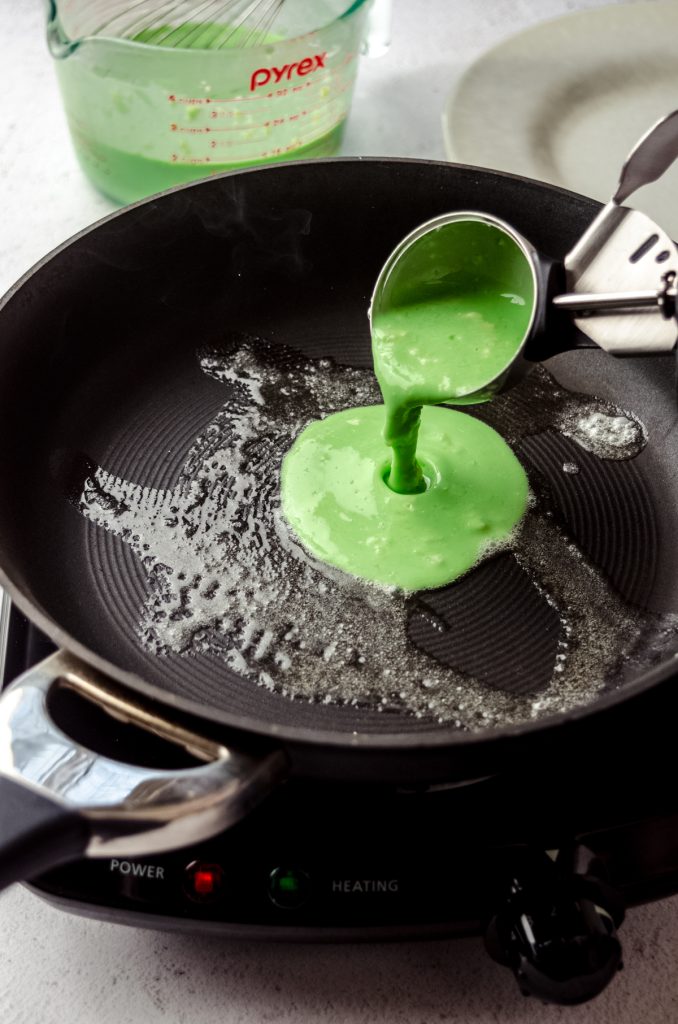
[0,650,287,892]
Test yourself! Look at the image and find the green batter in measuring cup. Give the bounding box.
[47,0,385,204]
[281,215,536,592]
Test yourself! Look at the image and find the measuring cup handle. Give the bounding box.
[363,0,392,57]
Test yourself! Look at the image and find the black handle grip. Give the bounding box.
[0,775,88,892]
[524,256,596,361]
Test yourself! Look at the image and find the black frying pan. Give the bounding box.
[1,158,678,893]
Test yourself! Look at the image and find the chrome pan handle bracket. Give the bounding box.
[0,650,287,886]
[564,203,678,355]
[563,110,678,355]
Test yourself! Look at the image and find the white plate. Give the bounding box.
[443,1,678,238]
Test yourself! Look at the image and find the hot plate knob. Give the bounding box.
[484,849,625,1006]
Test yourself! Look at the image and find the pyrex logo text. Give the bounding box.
[250,52,327,92]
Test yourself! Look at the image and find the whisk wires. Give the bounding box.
[63,0,290,48]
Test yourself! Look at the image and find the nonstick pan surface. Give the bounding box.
[1,159,678,779]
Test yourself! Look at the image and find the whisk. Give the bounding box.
[58,0,290,49]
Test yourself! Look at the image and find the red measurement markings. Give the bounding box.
[259,88,350,128]
[258,116,345,158]
[169,79,352,136]
[170,124,214,133]
[167,83,312,104]
[168,89,293,105]
[170,154,213,164]
[165,57,354,107]
[205,110,346,154]
[204,84,321,116]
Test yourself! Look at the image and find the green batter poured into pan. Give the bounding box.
[281,218,535,591]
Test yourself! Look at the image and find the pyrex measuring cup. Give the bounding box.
[371,110,678,405]
[47,0,388,204]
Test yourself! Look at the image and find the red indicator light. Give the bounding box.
[194,869,217,895]
[185,861,224,902]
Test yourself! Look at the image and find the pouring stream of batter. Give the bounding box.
[281,219,536,591]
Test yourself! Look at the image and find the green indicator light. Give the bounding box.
[278,874,299,892]
[268,866,311,909]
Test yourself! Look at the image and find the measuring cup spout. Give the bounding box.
[46,0,80,58]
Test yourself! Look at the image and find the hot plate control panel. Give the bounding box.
[32,821,504,936]
[27,789,678,939]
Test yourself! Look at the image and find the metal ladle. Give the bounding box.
[370,110,678,404]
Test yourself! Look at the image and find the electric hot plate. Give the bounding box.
[4,596,678,1002]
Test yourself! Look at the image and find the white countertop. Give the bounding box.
[3,1,678,1021]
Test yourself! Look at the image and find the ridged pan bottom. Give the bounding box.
[72,338,664,732]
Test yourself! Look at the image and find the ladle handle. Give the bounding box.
[553,271,678,325]
[613,110,678,206]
